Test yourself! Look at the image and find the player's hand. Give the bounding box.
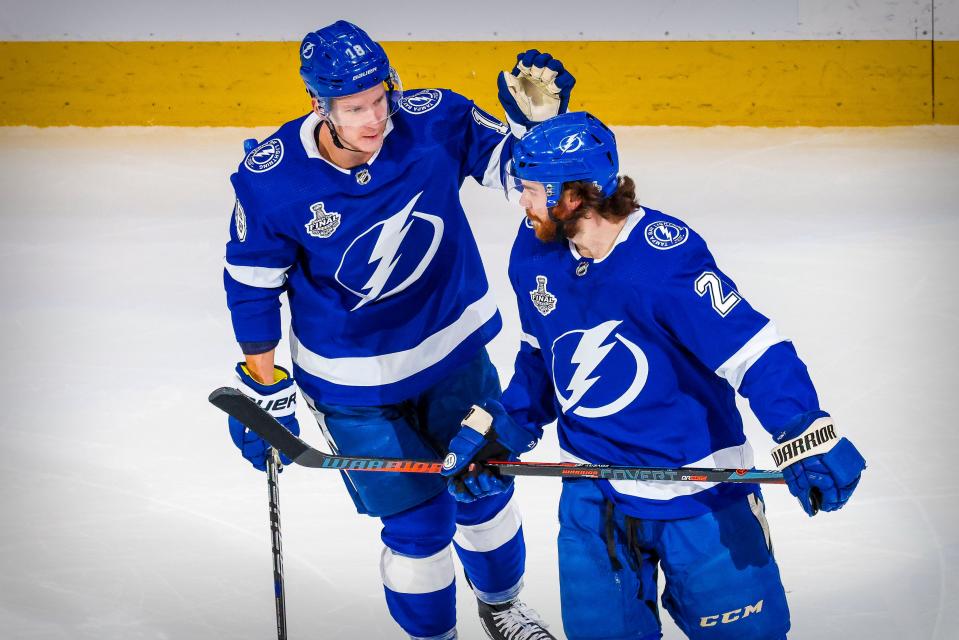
[497,50,575,128]
[228,363,300,471]
[771,413,865,516]
[441,400,538,502]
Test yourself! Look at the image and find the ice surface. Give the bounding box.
[0,124,957,639]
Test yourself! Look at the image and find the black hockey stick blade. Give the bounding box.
[210,387,785,483]
[210,387,310,461]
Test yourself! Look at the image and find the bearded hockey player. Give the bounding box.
[442,112,866,639]
[222,20,573,640]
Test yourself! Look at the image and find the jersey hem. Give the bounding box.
[294,313,502,406]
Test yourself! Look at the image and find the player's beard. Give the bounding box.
[526,209,559,242]
[527,201,583,243]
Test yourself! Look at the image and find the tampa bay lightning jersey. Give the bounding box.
[503,207,822,519]
[224,89,513,406]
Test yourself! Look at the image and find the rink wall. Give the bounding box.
[1,1,957,126]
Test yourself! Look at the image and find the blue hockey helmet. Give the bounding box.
[508,111,619,208]
[298,21,403,119]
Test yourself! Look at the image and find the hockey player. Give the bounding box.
[442,112,867,639]
[223,21,574,640]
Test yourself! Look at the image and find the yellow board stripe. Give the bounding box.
[937,42,959,123]
[1,40,955,126]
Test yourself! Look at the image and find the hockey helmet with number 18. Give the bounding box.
[298,20,403,123]
[507,111,619,208]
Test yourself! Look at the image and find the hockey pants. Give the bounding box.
[305,350,526,639]
[557,479,790,640]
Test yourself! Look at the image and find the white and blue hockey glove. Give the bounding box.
[497,49,575,130]
[441,400,540,502]
[771,412,866,516]
[228,363,300,472]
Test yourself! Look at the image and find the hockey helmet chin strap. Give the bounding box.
[319,117,364,153]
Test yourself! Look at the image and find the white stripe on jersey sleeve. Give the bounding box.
[520,332,540,349]
[480,134,510,189]
[290,289,499,387]
[224,260,291,288]
[714,320,789,391]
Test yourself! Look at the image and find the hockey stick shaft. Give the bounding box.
[210,387,784,484]
[266,448,287,640]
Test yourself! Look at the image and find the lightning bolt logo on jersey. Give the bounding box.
[551,320,648,419]
[335,192,444,310]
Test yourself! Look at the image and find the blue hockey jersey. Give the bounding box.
[503,207,822,519]
[224,89,513,405]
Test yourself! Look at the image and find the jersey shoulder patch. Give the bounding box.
[639,208,691,251]
[237,115,307,178]
[244,138,284,173]
[399,88,446,114]
[644,218,689,250]
[633,209,699,254]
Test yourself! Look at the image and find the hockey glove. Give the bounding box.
[497,49,575,130]
[771,412,866,516]
[441,400,540,502]
[228,363,300,472]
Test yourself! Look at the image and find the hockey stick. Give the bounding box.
[265,448,287,640]
[210,387,785,484]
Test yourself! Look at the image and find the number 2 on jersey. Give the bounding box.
[694,272,742,317]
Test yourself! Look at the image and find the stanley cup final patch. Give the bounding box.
[530,276,557,316]
[305,202,341,239]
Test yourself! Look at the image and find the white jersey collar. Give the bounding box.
[568,207,646,263]
[299,112,394,175]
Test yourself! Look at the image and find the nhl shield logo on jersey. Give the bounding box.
[355,168,372,185]
[400,89,443,114]
[335,191,444,311]
[645,221,689,250]
[530,276,557,316]
[234,198,247,242]
[305,202,341,239]
[551,320,649,419]
[244,139,284,173]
